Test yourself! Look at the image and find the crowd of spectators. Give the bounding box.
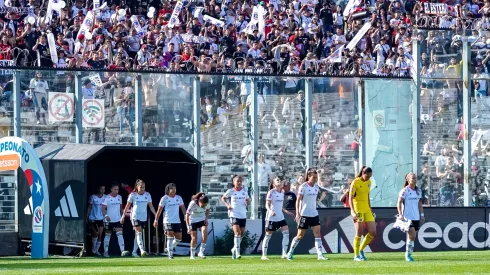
[0,0,486,77]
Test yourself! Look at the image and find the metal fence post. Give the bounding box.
[74,73,83,143]
[412,39,421,176]
[305,78,313,169]
[462,40,472,207]
[193,77,201,161]
[251,77,259,219]
[12,71,21,137]
[357,80,365,169]
[134,75,143,146]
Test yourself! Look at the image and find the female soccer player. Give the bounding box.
[349,166,376,261]
[262,177,294,260]
[221,175,249,260]
[87,185,106,256]
[185,192,211,259]
[154,183,187,260]
[101,183,130,257]
[397,172,425,262]
[287,169,328,261]
[121,179,156,257]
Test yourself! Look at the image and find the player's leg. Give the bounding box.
[189,230,198,259]
[103,225,112,257]
[95,223,104,256]
[90,222,98,254]
[359,214,376,260]
[406,221,418,261]
[353,216,363,261]
[261,223,273,260]
[237,220,246,259]
[288,217,307,260]
[312,223,327,260]
[134,223,147,257]
[116,224,129,256]
[173,224,183,251]
[165,223,176,259]
[198,224,208,258]
[280,223,290,259]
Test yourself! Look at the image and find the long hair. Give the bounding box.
[404,173,418,190]
[304,168,315,182]
[135,179,145,193]
[165,183,177,195]
[357,166,372,178]
[192,192,209,204]
[269,177,281,191]
[231,174,241,188]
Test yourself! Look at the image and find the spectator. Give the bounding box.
[283,181,297,210]
[29,71,49,125]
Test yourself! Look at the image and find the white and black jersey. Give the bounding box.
[223,188,249,219]
[89,194,106,221]
[266,189,285,222]
[102,194,122,223]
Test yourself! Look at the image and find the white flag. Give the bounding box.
[168,1,184,28]
[346,22,371,50]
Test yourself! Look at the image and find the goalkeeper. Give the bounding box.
[397,172,425,262]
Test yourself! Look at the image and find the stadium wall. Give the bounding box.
[261,208,490,255]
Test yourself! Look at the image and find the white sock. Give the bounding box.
[200,243,207,254]
[167,237,174,256]
[116,232,125,252]
[92,237,97,252]
[314,238,323,256]
[262,234,271,256]
[104,234,111,253]
[190,246,196,257]
[132,237,138,253]
[289,237,300,254]
[95,240,102,253]
[406,240,414,256]
[173,238,181,249]
[234,236,241,255]
[282,231,290,255]
[136,232,144,252]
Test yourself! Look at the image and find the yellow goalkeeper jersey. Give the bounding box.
[350,177,372,213]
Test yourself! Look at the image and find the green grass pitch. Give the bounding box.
[1,251,490,274]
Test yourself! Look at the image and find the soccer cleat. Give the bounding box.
[354,255,364,261]
[103,252,109,258]
[359,251,367,261]
[231,248,237,260]
[281,253,288,259]
[121,251,130,257]
[287,251,294,261]
[406,255,415,262]
[140,251,148,257]
[168,255,174,260]
[198,252,206,259]
[190,255,196,260]
[317,255,329,260]
[132,252,140,257]
[261,256,269,260]
[95,251,102,256]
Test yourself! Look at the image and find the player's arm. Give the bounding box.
[148,201,157,216]
[86,196,92,223]
[102,204,110,222]
[179,204,187,218]
[153,205,163,228]
[185,206,192,233]
[205,208,210,225]
[349,183,357,220]
[397,196,404,220]
[295,193,303,222]
[120,201,132,224]
[265,197,273,216]
[418,199,425,223]
[221,191,232,210]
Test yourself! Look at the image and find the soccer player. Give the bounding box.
[101,183,130,257]
[87,185,106,256]
[397,172,425,262]
[154,183,187,260]
[262,177,294,260]
[121,179,156,257]
[349,166,376,261]
[287,169,328,261]
[221,175,249,260]
[185,192,211,259]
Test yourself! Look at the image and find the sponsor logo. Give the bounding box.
[24,185,79,218]
[322,216,371,254]
[0,154,20,171]
[383,221,490,249]
[32,206,43,233]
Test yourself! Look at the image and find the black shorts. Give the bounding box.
[164,223,182,233]
[191,221,207,231]
[411,220,420,231]
[266,220,287,232]
[298,216,320,229]
[143,108,158,123]
[131,219,147,228]
[229,217,247,228]
[90,220,104,229]
[105,222,123,231]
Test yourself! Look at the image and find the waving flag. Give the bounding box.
[168,0,183,28]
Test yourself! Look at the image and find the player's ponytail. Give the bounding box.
[404,173,410,187]
[134,179,145,193]
[357,166,372,178]
[192,192,209,204]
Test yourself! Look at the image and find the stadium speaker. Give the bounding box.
[351,11,371,20]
